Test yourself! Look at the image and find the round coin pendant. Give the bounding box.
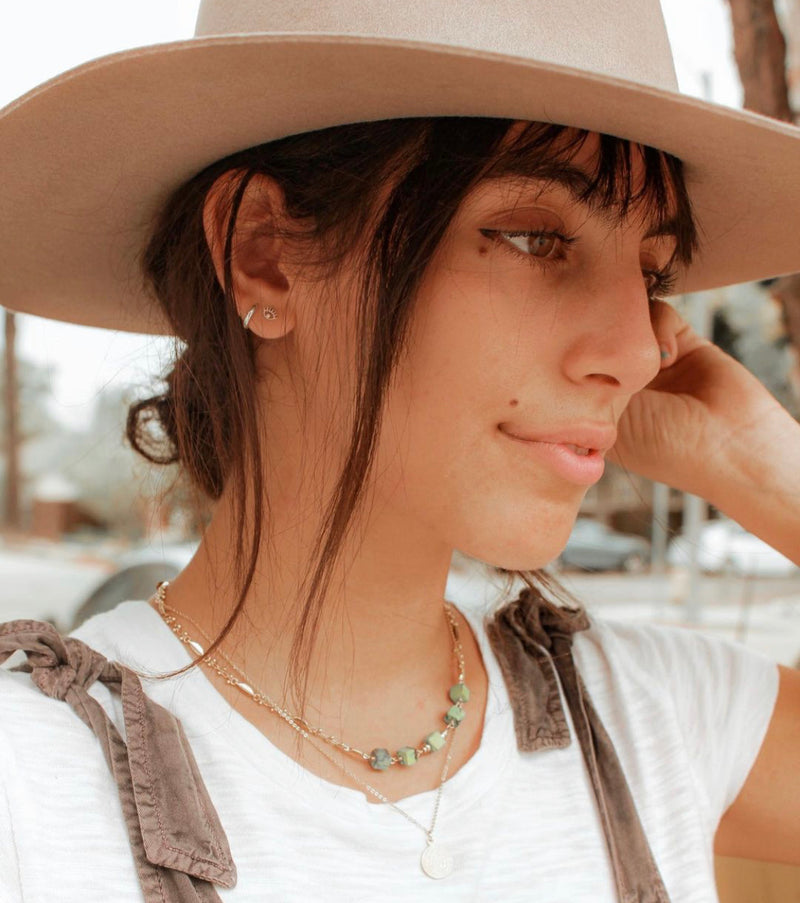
[421,840,454,879]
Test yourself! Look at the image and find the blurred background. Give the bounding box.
[1,2,800,898]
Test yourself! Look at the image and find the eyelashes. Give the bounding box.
[478,227,676,303]
[479,228,576,265]
[642,267,677,301]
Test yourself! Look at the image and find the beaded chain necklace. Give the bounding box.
[150,580,470,771]
[150,580,468,877]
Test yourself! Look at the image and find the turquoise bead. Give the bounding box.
[397,746,417,766]
[369,748,392,770]
[449,683,470,703]
[425,731,446,751]
[445,704,465,726]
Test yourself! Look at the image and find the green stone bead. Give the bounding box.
[425,730,446,751]
[449,683,470,703]
[369,748,392,770]
[397,746,417,766]
[445,704,465,726]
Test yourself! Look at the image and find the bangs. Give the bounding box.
[481,122,699,269]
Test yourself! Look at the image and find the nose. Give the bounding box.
[560,270,661,395]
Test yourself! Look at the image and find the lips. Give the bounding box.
[498,424,617,454]
[498,423,612,486]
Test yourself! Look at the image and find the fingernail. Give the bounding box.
[660,345,670,361]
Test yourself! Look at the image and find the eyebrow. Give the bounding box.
[499,162,594,202]
[495,163,681,242]
[642,216,681,242]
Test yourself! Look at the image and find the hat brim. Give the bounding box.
[1,33,799,335]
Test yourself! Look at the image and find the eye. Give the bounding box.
[479,228,577,263]
[511,232,557,258]
[642,267,677,303]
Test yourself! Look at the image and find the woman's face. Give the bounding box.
[369,135,678,569]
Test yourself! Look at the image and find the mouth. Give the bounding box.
[498,423,614,486]
[498,423,617,454]
[562,444,593,457]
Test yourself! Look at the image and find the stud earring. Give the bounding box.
[242,305,257,329]
[263,306,278,320]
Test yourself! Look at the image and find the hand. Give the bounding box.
[610,300,795,502]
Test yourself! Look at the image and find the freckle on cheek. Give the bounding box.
[509,399,519,407]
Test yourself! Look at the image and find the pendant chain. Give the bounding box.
[148,581,460,874]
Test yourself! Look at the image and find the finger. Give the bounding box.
[649,300,681,367]
[650,299,708,369]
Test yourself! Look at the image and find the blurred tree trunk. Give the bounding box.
[727,0,800,359]
[3,309,21,529]
[728,0,793,120]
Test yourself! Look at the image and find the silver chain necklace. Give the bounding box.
[150,583,458,879]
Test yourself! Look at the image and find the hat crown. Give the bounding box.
[195,0,679,91]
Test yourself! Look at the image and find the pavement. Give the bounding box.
[2,536,800,666]
[0,536,118,629]
[559,569,800,668]
[448,561,800,668]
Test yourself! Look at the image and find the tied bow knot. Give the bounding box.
[0,620,109,700]
[0,618,236,902]
[28,634,112,702]
[503,587,591,652]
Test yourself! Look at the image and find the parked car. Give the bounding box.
[69,541,198,630]
[558,518,651,572]
[667,518,797,577]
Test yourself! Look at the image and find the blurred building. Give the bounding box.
[30,473,104,541]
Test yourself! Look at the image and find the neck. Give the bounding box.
[159,447,491,801]
[154,343,490,799]
[163,478,461,718]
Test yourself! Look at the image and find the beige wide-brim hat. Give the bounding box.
[1,0,800,335]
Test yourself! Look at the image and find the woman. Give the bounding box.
[1,1,799,900]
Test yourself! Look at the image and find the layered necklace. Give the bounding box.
[150,581,471,879]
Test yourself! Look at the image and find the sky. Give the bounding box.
[0,0,742,429]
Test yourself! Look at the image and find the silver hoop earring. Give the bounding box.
[242,305,257,329]
[263,306,278,320]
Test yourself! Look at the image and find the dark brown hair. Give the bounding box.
[127,116,697,703]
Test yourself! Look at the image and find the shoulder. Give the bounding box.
[0,618,145,896]
[573,612,779,681]
[0,600,165,752]
[0,655,114,843]
[0,601,178,824]
[70,598,162,665]
[572,612,779,770]
[0,648,84,737]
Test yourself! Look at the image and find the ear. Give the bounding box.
[202,170,297,338]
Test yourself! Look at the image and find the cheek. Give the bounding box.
[427,434,587,568]
[376,356,587,570]
[406,256,550,394]
[371,245,585,567]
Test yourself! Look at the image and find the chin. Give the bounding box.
[456,528,573,573]
[463,499,581,570]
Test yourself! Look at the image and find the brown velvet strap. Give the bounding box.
[0,619,237,903]
[487,589,671,903]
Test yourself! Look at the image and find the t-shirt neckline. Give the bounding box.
[98,597,517,825]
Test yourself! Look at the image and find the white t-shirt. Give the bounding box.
[0,596,778,902]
